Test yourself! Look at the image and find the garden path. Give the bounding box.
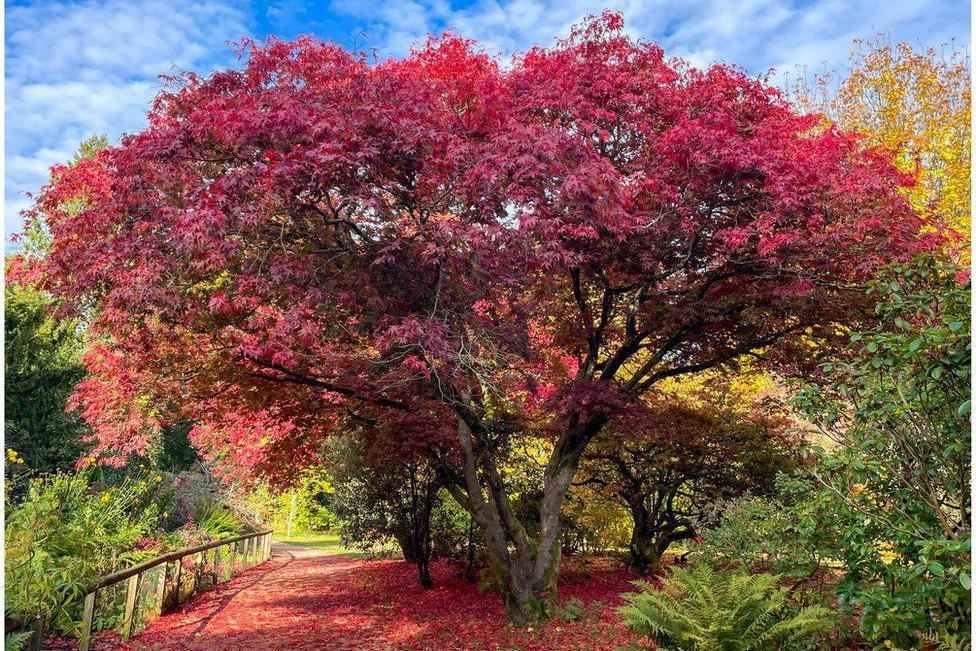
[110,543,640,650]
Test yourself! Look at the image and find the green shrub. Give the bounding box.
[694,494,820,581]
[4,630,33,651]
[789,255,971,646]
[619,564,832,650]
[193,499,244,539]
[4,469,159,636]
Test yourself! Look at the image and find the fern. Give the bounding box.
[618,564,832,650]
[917,630,972,651]
[4,631,33,651]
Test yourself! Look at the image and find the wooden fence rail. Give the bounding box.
[13,529,273,651]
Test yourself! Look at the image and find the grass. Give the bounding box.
[274,532,370,557]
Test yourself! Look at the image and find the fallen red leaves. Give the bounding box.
[102,550,644,650]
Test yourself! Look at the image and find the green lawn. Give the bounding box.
[274,532,369,557]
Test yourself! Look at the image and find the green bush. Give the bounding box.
[789,255,971,645]
[4,631,33,651]
[4,283,86,477]
[619,564,832,650]
[4,469,159,636]
[192,499,244,539]
[694,494,820,582]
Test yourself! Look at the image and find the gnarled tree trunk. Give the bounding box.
[393,525,420,564]
[626,493,696,575]
[441,405,604,624]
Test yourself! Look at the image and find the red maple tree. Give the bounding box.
[24,13,936,622]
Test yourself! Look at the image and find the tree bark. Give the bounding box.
[443,407,604,624]
[393,526,419,564]
[628,511,671,575]
[626,499,695,575]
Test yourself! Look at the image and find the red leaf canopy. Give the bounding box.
[25,13,934,484]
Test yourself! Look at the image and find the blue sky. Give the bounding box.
[4,0,970,249]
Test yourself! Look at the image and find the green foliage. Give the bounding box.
[4,469,159,636]
[551,597,592,622]
[4,630,33,651]
[152,466,252,540]
[4,283,86,475]
[429,493,482,570]
[918,629,973,651]
[619,564,832,650]
[277,467,336,535]
[145,420,199,472]
[788,254,971,645]
[192,499,243,539]
[695,494,820,581]
[327,435,437,558]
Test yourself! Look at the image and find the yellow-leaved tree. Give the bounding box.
[794,36,970,240]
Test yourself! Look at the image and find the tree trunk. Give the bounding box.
[395,465,437,588]
[412,478,435,589]
[393,526,419,564]
[443,408,600,624]
[286,492,297,537]
[627,501,694,575]
[628,512,671,575]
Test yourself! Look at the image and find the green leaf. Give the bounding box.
[959,400,971,416]
[960,572,971,590]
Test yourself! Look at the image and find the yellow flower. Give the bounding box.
[6,449,23,464]
[155,475,163,482]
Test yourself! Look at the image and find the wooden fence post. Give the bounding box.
[29,617,44,651]
[212,546,220,585]
[171,557,183,608]
[121,572,141,640]
[155,563,168,616]
[242,538,250,570]
[229,542,236,578]
[79,590,97,651]
[195,551,204,590]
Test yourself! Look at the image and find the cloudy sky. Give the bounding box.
[4,0,970,249]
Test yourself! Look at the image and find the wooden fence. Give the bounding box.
[14,529,273,651]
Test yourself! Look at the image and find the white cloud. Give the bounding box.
[4,0,251,247]
[329,0,967,74]
[6,0,967,250]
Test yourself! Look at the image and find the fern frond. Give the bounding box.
[618,564,832,651]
